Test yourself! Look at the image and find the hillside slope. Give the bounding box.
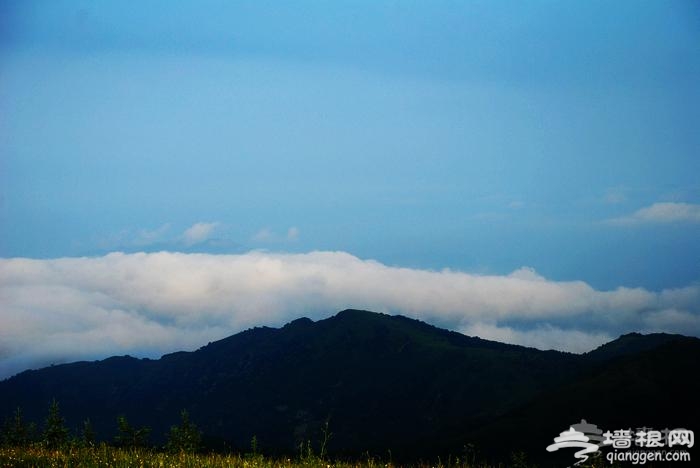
[1,310,697,463]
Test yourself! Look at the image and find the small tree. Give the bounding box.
[81,418,96,447]
[43,399,69,449]
[166,410,201,453]
[250,434,258,455]
[114,415,150,448]
[2,407,36,447]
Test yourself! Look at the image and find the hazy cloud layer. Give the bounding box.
[97,222,224,251]
[609,202,700,225]
[182,222,219,246]
[252,227,301,244]
[1,251,698,379]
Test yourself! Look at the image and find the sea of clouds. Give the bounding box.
[1,250,698,379]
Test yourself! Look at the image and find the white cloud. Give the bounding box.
[135,224,172,246]
[96,223,172,250]
[608,202,700,225]
[252,228,274,243]
[460,323,613,354]
[0,251,698,379]
[182,222,219,245]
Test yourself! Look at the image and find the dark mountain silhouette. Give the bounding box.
[582,331,690,362]
[461,335,700,465]
[1,310,697,465]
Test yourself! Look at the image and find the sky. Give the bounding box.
[1,0,699,379]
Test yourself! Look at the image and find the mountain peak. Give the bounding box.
[1,311,698,463]
[282,317,314,328]
[585,331,693,362]
[334,308,386,319]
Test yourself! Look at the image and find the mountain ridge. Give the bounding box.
[1,309,697,465]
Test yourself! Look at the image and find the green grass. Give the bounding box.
[0,445,507,468]
[0,445,625,468]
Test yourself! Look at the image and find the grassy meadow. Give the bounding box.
[0,444,501,468]
[0,444,621,468]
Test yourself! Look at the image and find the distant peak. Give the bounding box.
[616,331,683,341]
[329,309,398,327]
[283,317,314,328]
[337,308,371,315]
[335,309,387,319]
[585,331,691,362]
[620,332,643,338]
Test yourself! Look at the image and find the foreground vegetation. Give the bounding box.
[0,402,494,467]
[1,445,338,468]
[0,445,621,468]
[1,401,618,467]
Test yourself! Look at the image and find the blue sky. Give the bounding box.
[1,1,699,376]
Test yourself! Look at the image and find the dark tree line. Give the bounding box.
[1,400,201,453]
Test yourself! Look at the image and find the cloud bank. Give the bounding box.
[1,251,698,379]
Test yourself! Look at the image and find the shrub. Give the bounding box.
[42,399,69,449]
[1,407,36,447]
[114,415,151,448]
[166,409,202,453]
